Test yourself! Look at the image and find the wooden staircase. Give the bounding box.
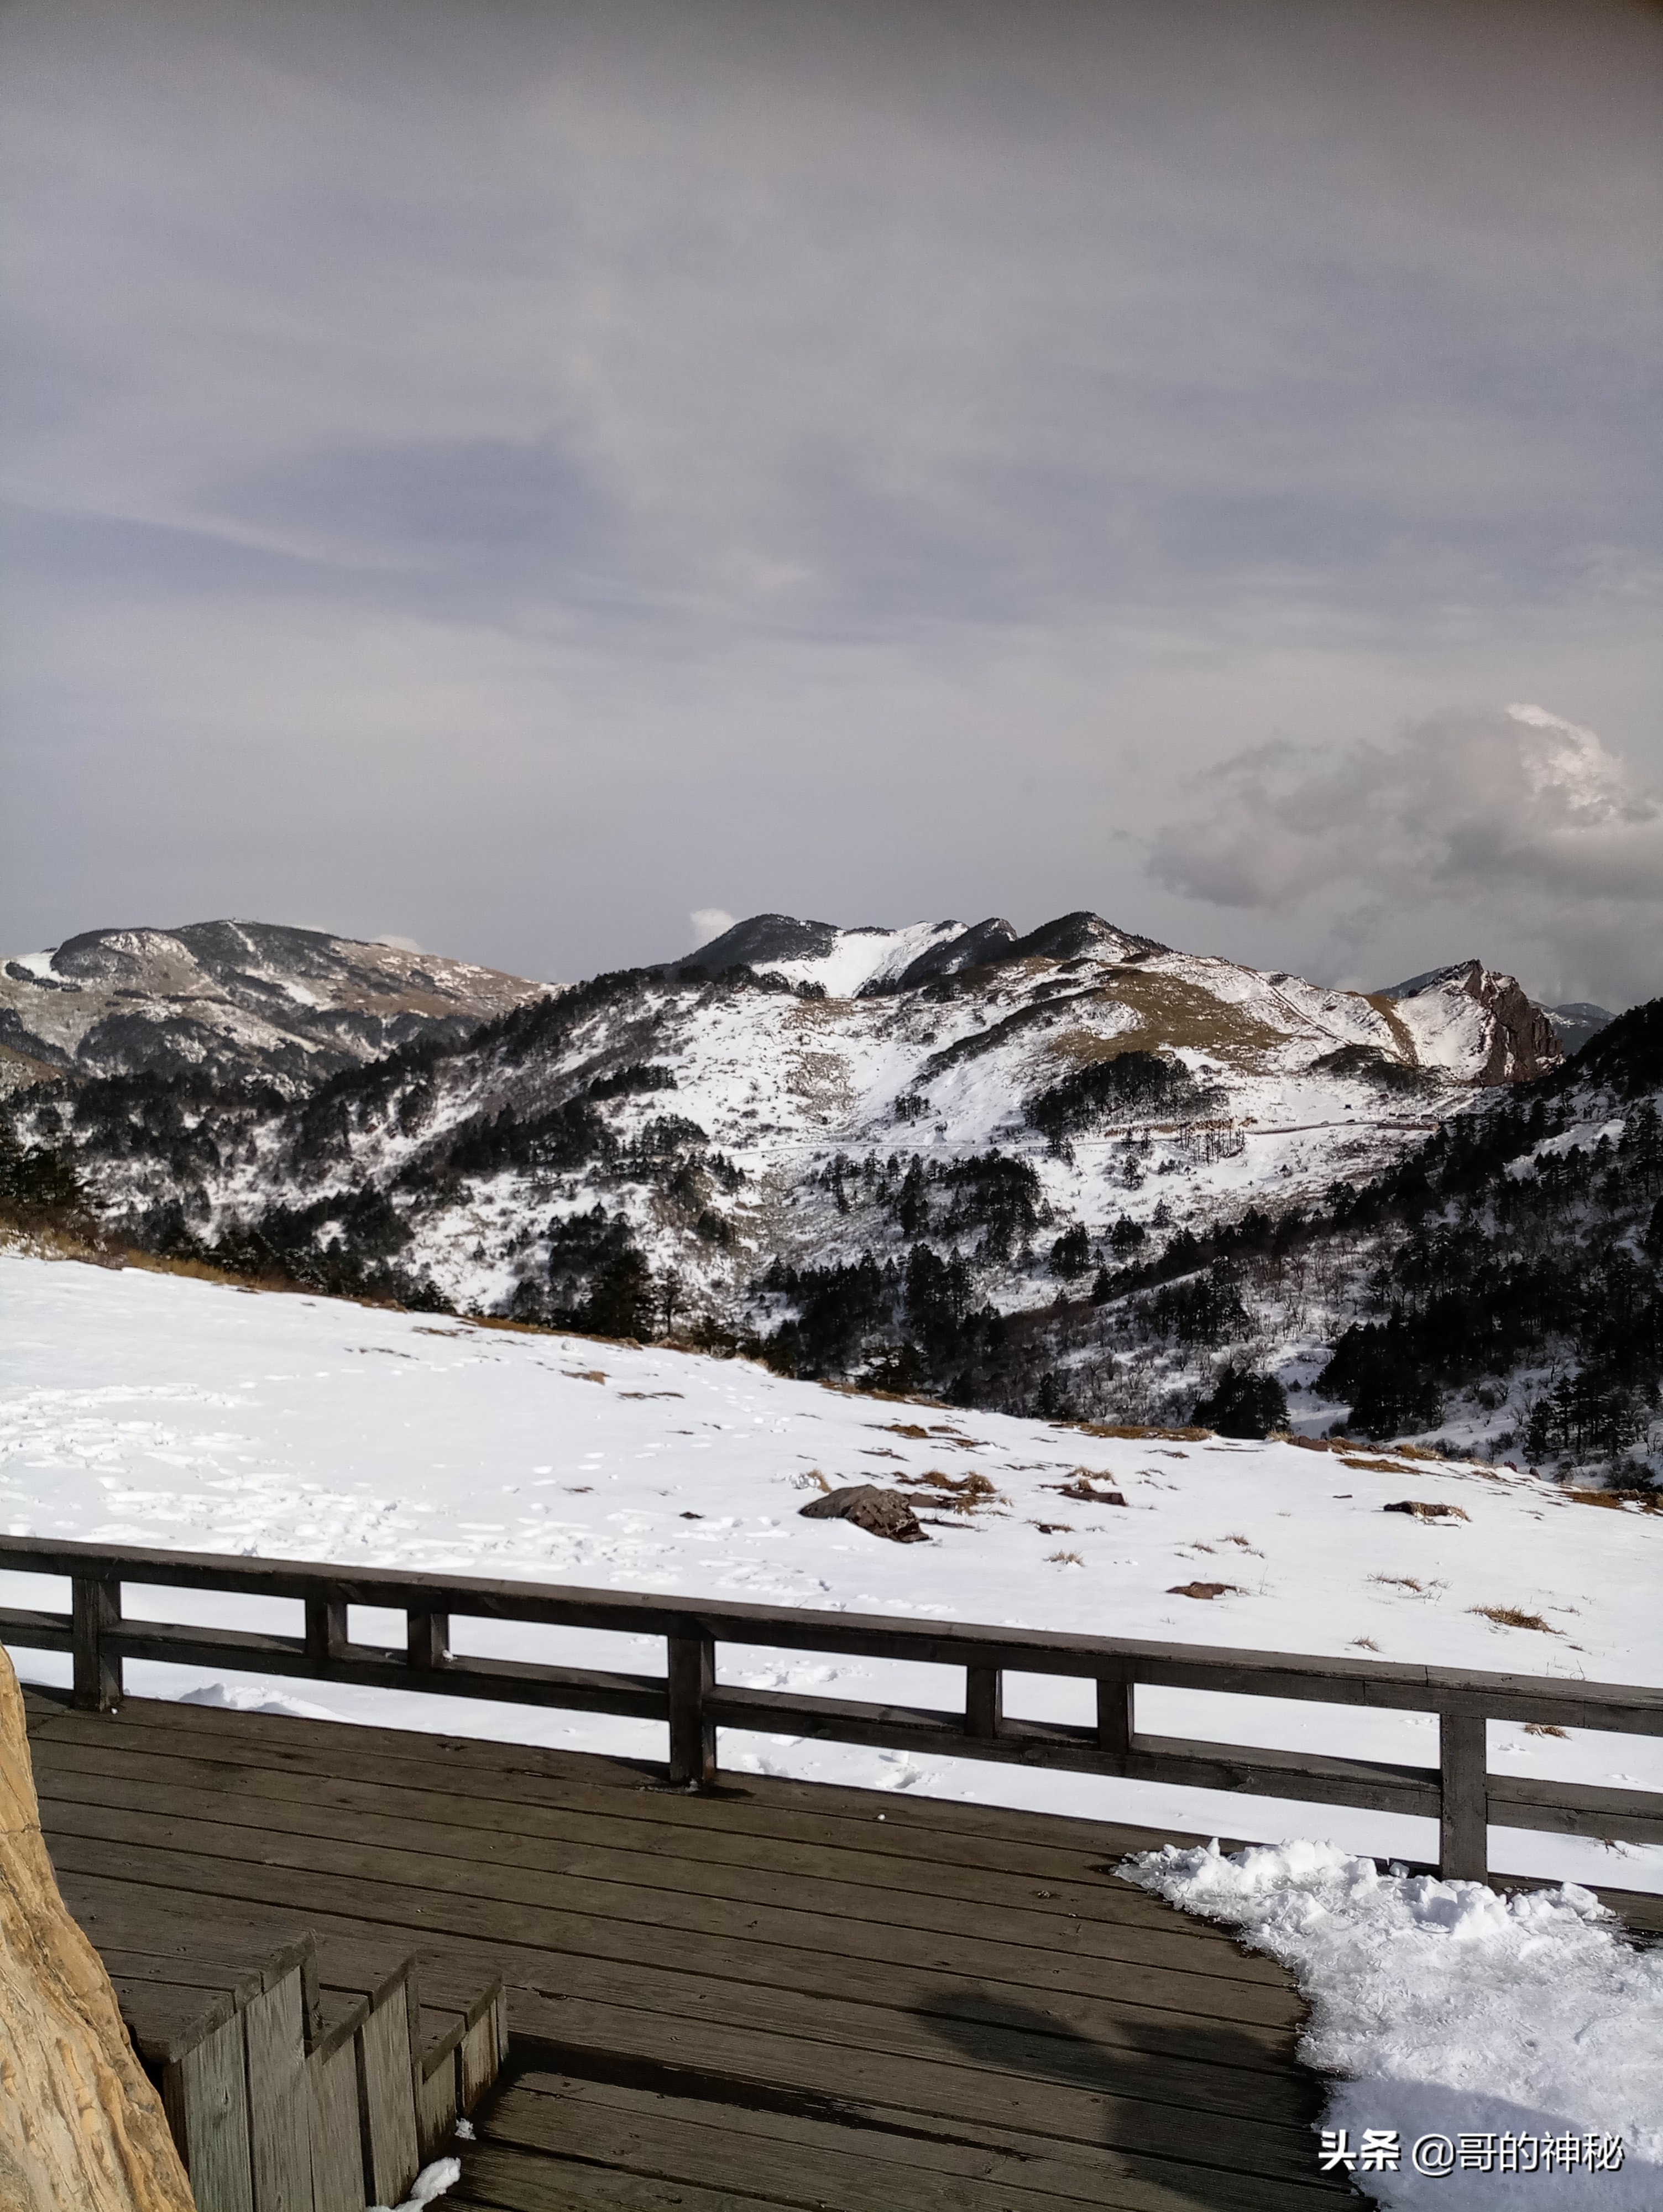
[102,1925,506,2212]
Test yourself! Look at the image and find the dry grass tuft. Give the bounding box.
[1079,1422,1211,1442]
[1047,1550,1086,1567]
[1524,1723,1570,1739]
[1565,1488,1663,1515]
[1469,1605,1557,1634]
[893,1470,1000,1514]
[1369,1573,1424,1592]
[1350,1637,1382,1652]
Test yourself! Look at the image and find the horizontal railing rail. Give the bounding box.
[1,1534,1658,1884]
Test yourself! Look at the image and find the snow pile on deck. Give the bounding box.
[1121,1837,1663,2208]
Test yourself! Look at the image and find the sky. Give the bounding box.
[2,0,1659,1008]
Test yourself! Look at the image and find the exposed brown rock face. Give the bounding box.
[1448,963,1564,1084]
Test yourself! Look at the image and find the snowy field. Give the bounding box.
[3,1250,1657,1888]
[4,1250,1662,2206]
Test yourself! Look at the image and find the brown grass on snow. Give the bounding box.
[1469,1605,1557,1634]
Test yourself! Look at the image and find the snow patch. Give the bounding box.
[1120,1837,1663,2207]
[179,1681,341,1721]
[372,2156,460,2211]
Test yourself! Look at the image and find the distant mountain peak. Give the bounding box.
[1379,959,1486,1000]
[0,919,555,1097]
[1545,1002,1615,1053]
[1376,958,1561,1083]
[667,909,1168,998]
[676,914,846,971]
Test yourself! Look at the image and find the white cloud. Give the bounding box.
[1146,703,1663,1005]
[688,907,735,950]
[1154,703,1663,907]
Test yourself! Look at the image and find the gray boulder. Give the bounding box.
[798,1485,928,1543]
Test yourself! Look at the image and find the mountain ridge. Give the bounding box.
[3,905,1655,1475]
[0,919,557,1095]
[1,904,1562,1310]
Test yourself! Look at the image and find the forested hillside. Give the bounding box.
[2,917,1654,1482]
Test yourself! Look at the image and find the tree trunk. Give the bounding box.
[0,1651,195,2211]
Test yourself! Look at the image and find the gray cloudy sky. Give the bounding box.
[2,0,1659,1004]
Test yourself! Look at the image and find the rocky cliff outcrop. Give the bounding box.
[1380,961,1562,1086]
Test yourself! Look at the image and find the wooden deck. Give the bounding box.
[23,1685,1359,2212]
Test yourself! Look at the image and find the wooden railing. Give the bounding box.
[2,1535,1659,1885]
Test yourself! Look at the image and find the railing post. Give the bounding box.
[72,1575,122,1711]
[1439,1708,1489,1882]
[305,1599,348,1670]
[407,1609,451,1672]
[965,1665,1002,1740]
[1097,1670,1134,1765]
[667,1626,716,1787]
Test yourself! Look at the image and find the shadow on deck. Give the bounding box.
[24,1686,1361,2212]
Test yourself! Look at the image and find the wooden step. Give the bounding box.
[98,1924,506,2212]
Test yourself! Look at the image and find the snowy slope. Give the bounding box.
[0,920,556,1095]
[3,1253,1656,1896]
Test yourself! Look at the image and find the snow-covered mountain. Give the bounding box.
[4,905,1656,1471]
[1376,959,1563,1086]
[0,907,1558,1327]
[0,920,556,1095]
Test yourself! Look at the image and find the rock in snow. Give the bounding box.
[798,1484,927,1542]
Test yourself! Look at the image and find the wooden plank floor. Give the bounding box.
[23,1687,1361,2211]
